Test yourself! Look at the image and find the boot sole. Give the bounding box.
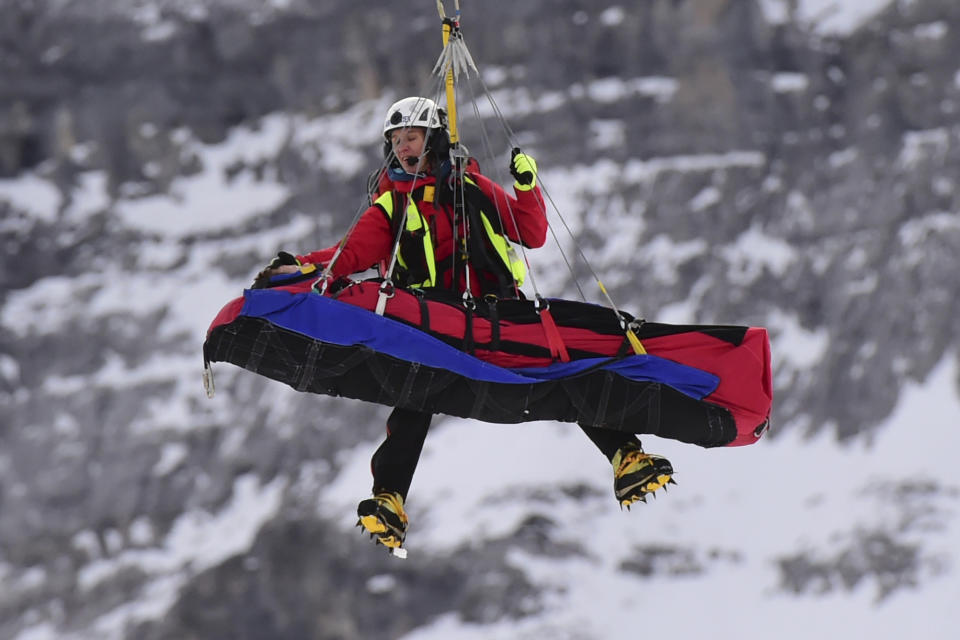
[616,459,675,506]
[618,473,673,499]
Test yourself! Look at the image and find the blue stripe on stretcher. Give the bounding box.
[240,289,719,400]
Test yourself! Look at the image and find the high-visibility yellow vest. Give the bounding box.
[374,178,526,292]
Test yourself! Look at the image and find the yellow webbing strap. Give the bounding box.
[626,330,647,356]
[598,280,647,355]
[441,22,459,145]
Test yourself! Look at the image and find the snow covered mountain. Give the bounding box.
[1,1,958,638]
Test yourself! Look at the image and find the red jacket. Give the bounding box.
[298,170,548,296]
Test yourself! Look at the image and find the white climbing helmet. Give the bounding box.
[382,97,444,138]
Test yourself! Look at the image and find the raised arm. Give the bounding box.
[470,171,548,249]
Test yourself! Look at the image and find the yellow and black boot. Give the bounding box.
[357,491,409,555]
[612,442,675,508]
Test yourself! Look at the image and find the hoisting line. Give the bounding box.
[460,55,647,355]
[435,3,646,356]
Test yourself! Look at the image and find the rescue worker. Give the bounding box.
[262,97,673,551]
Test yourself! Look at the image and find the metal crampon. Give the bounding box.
[613,444,676,509]
[357,492,409,558]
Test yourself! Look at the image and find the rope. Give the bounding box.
[469,70,586,301]
[377,91,450,313]
[436,0,462,22]
[442,12,646,354]
[321,73,448,291]
[461,70,543,300]
[329,2,646,354]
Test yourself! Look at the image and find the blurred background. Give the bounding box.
[1,1,958,638]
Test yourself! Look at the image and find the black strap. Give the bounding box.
[389,179,514,298]
[593,371,615,426]
[463,303,475,354]
[486,297,501,351]
[296,341,323,392]
[410,185,430,202]
[396,361,422,408]
[366,169,384,206]
[415,290,431,331]
[388,189,432,287]
[462,183,516,298]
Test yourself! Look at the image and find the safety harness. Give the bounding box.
[315,2,646,363]
[373,175,526,298]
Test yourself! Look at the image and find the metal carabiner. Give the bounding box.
[375,278,396,316]
[533,294,549,314]
[627,318,645,334]
[312,276,329,296]
[379,279,396,298]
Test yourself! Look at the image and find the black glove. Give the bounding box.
[253,251,301,288]
[267,251,300,269]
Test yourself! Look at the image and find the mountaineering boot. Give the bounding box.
[357,491,409,550]
[612,442,675,508]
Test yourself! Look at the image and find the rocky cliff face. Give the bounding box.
[1,1,958,639]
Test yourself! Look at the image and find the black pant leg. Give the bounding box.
[578,424,640,462]
[370,407,433,499]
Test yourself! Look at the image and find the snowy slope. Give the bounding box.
[5,105,959,640]
[760,0,894,34]
[9,109,957,640]
[389,361,960,639]
[2,1,959,639]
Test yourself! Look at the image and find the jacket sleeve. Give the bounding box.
[296,205,394,278]
[469,172,548,248]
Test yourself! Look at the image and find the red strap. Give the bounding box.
[539,308,570,362]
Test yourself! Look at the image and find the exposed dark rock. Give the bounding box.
[620,543,741,577]
[777,530,924,601]
[776,479,957,601]
[2,1,959,638]
[133,514,545,640]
